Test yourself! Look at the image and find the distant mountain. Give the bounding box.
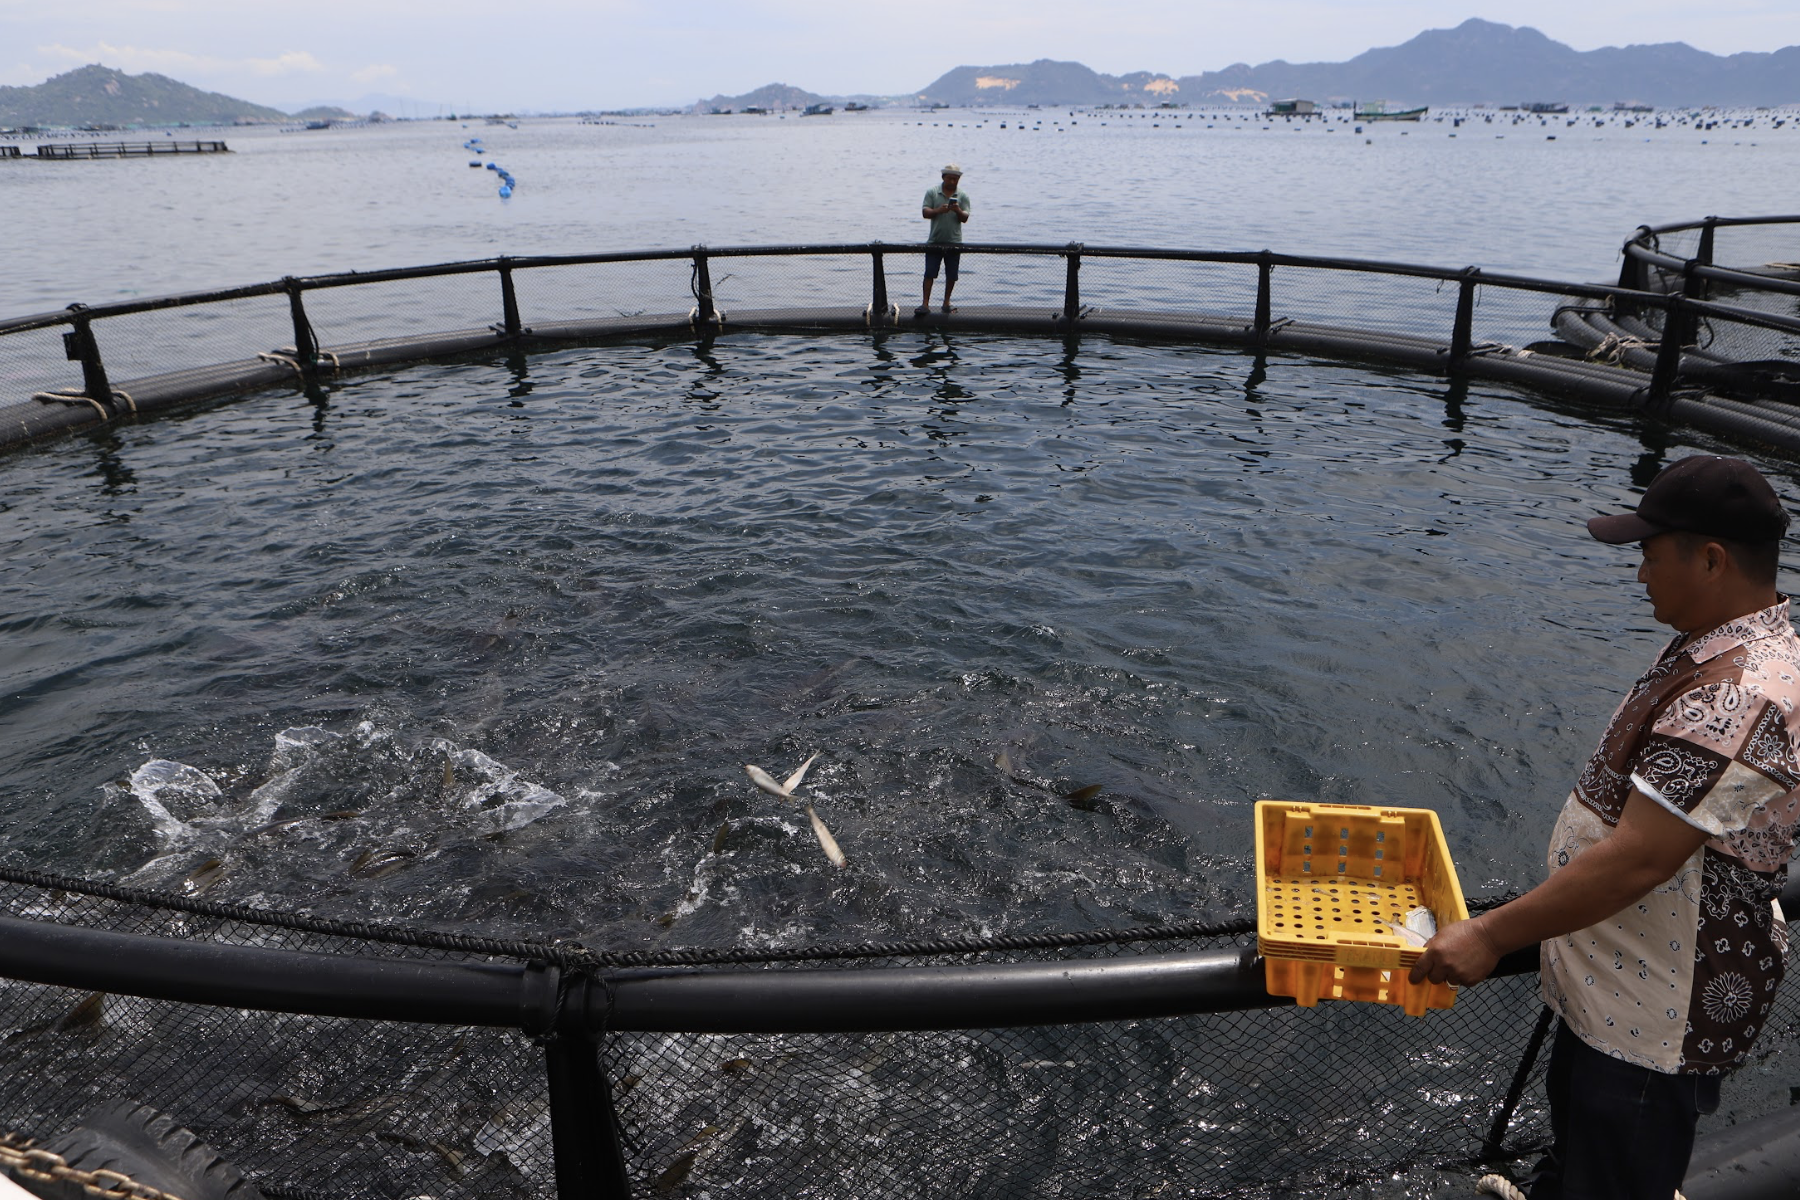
[913,61,1178,108]
[289,106,360,122]
[0,64,289,128]
[914,20,1800,108]
[277,91,453,119]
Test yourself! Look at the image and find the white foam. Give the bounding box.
[127,759,220,838]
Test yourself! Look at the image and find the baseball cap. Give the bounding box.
[942,163,962,176]
[1586,455,1789,544]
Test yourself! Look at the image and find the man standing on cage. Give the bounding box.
[918,164,970,317]
[1410,454,1800,1200]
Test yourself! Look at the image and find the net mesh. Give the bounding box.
[1,869,1796,1200]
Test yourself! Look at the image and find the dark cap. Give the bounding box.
[1587,455,1789,545]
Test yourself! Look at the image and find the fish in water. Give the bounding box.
[56,992,105,1033]
[1388,906,1437,947]
[743,754,844,867]
[994,749,1105,810]
[350,847,417,879]
[181,857,227,895]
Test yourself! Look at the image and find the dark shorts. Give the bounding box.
[924,246,961,281]
[1528,1018,1721,1200]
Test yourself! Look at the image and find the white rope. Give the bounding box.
[256,351,305,378]
[1587,332,1655,366]
[30,389,108,419]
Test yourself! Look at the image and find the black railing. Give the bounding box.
[7,233,1800,453]
[0,862,1795,1200]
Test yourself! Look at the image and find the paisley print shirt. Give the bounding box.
[1541,598,1800,1074]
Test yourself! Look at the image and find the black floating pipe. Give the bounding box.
[870,244,888,318]
[62,305,113,407]
[597,947,1286,1033]
[0,914,530,1026]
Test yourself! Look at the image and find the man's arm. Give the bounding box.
[1408,789,1711,987]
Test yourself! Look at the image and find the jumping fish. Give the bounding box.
[805,804,846,868]
[743,753,843,868]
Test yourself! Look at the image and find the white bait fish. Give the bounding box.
[743,753,843,867]
[1388,906,1437,947]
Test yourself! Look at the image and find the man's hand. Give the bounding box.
[1405,787,1710,991]
[1409,913,1503,987]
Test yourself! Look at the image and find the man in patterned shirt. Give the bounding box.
[1411,454,1799,1199]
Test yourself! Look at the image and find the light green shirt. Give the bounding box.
[922,186,970,244]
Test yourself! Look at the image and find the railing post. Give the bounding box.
[1615,224,1653,317]
[498,258,523,339]
[692,249,716,325]
[532,967,629,1200]
[61,304,114,407]
[282,278,318,371]
[1450,267,1479,364]
[1059,243,1082,324]
[544,1032,630,1200]
[1692,217,1717,304]
[871,243,888,317]
[1254,252,1272,348]
[1648,294,1685,410]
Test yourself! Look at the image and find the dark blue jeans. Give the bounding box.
[1529,1017,1721,1200]
[923,246,961,281]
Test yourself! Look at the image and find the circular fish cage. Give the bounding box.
[4,227,1800,1200]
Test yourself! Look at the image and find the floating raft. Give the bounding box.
[30,141,230,160]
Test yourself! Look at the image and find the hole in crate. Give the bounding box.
[1337,862,1347,874]
[1340,828,1349,838]
[1375,830,1385,842]
[1374,848,1384,859]
[1374,866,1383,877]
[1304,844,1311,854]
[1305,826,1313,838]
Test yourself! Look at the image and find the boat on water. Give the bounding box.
[1265,99,1318,116]
[1354,102,1427,121]
[844,102,869,112]
[1524,101,1570,114]
[802,103,834,116]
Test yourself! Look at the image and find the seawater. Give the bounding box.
[6,326,1795,945]
[4,107,1799,310]
[5,108,1800,1196]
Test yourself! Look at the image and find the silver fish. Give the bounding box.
[744,753,820,799]
[744,764,790,798]
[1388,906,1437,947]
[744,755,843,867]
[805,804,847,868]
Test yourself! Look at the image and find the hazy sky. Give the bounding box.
[3,1,1796,113]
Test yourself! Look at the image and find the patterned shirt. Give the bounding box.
[1541,598,1800,1074]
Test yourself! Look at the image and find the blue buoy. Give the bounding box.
[498,184,513,198]
[486,162,498,170]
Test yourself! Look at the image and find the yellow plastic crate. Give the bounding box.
[1254,800,1469,1017]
